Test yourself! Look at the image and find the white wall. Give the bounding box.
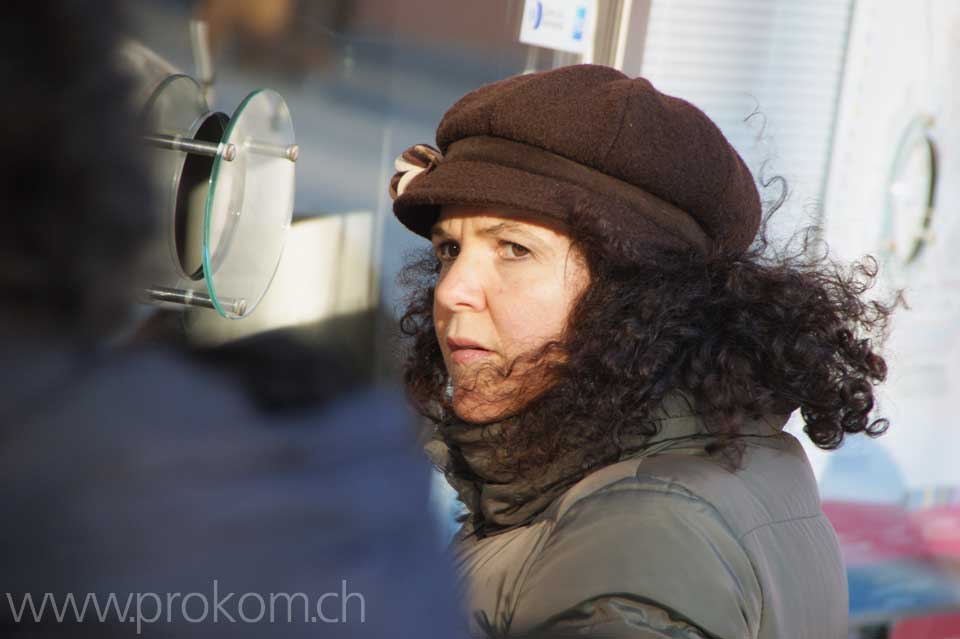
[806,0,960,496]
[186,212,376,345]
[641,0,854,241]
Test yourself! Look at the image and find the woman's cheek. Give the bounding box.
[501,296,565,352]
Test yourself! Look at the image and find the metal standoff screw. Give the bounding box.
[247,140,299,162]
[143,134,236,162]
[143,286,217,310]
[142,286,247,315]
[230,298,248,316]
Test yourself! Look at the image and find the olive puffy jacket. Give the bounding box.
[448,398,848,639]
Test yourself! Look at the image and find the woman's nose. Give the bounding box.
[435,252,487,312]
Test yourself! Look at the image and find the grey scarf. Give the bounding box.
[426,413,597,539]
[424,392,735,540]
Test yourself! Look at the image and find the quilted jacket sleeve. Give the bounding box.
[512,478,763,639]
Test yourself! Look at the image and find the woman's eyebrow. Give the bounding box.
[478,222,541,242]
[478,221,517,236]
[431,221,540,240]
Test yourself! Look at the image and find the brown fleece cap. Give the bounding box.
[391,64,761,255]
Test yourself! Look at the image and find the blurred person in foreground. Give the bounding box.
[390,65,903,638]
[0,2,464,638]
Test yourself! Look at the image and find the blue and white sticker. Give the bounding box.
[519,0,597,56]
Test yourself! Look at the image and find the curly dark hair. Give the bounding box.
[397,178,904,476]
[0,0,153,338]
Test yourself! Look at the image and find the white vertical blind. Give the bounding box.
[640,0,854,240]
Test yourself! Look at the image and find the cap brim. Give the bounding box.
[392,157,698,254]
[392,160,577,240]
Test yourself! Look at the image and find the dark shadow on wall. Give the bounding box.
[126,302,410,416]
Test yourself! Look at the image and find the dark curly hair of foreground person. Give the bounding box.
[398,178,905,476]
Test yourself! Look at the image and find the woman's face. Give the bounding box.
[432,205,590,423]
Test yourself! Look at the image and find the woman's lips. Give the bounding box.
[450,348,494,364]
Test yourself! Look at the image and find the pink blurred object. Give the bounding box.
[823,501,930,566]
[890,611,960,638]
[912,506,960,560]
[823,501,960,565]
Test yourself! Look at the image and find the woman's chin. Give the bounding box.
[451,393,515,424]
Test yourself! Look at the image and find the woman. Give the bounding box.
[390,65,896,638]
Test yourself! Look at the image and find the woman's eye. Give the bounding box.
[434,239,529,262]
[435,240,459,260]
[501,241,531,259]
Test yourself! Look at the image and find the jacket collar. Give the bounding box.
[639,390,791,449]
[429,390,792,541]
